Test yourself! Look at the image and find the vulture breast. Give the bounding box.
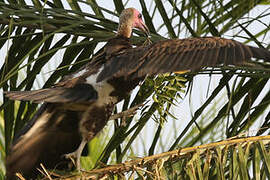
[76,66,118,106]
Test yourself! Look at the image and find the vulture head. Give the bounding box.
[117,8,149,38]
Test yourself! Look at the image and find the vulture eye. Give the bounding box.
[138,13,142,19]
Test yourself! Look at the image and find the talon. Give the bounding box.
[62,139,88,171]
[63,152,76,159]
[62,152,77,167]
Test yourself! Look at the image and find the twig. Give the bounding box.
[40,163,53,180]
[109,104,143,120]
[15,173,26,180]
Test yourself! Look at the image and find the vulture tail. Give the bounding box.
[5,104,84,179]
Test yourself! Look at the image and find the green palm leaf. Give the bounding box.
[0,0,269,179]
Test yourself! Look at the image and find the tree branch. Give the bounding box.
[48,135,270,179]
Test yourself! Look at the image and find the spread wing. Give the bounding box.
[97,37,270,82]
[4,83,97,103]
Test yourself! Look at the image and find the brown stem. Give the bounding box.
[50,135,270,179]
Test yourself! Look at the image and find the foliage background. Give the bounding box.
[0,0,270,179]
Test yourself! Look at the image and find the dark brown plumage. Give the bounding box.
[5,83,98,103]
[97,37,270,81]
[5,104,85,179]
[4,7,270,179]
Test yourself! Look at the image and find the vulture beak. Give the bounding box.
[138,22,150,36]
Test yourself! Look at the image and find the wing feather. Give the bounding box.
[5,83,98,103]
[97,37,270,82]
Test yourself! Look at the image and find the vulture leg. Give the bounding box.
[65,104,114,170]
[64,138,88,171]
[63,104,143,170]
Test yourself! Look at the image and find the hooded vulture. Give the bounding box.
[4,7,270,179]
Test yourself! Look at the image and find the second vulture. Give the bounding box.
[5,7,270,179]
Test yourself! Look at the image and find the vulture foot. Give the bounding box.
[109,103,144,120]
[63,138,88,171]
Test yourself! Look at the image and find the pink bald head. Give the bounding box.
[132,9,149,35]
[117,8,149,38]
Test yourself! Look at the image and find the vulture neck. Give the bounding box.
[117,23,132,38]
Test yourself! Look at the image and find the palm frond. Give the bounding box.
[0,0,269,178]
